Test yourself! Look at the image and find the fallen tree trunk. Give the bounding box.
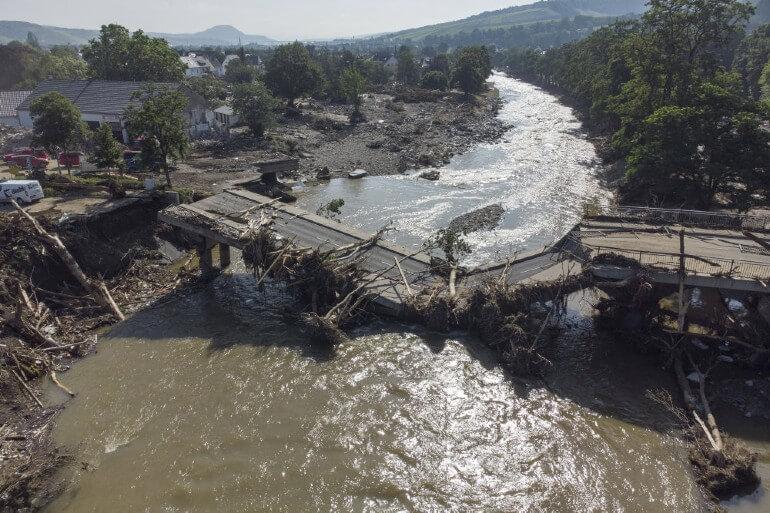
[11,200,124,321]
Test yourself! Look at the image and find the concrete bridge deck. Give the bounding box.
[575,217,770,293]
[158,189,573,315]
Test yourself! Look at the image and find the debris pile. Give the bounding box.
[0,200,194,510]
[407,268,593,376]
[240,208,397,345]
[596,265,764,503]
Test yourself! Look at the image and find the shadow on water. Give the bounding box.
[106,274,340,362]
[108,272,689,438]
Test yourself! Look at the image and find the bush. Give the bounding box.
[420,71,449,91]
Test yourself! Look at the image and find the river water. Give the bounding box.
[44,75,766,512]
[296,72,611,265]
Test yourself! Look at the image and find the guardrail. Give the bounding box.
[600,206,770,231]
[587,245,770,281]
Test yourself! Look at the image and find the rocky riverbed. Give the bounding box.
[174,87,506,193]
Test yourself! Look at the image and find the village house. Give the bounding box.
[0,90,32,127]
[213,105,239,128]
[216,54,240,77]
[17,80,213,143]
[180,53,215,77]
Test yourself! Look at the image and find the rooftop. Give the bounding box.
[17,80,182,116]
[0,90,32,117]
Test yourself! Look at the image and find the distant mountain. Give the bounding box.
[377,0,648,42]
[156,25,275,47]
[0,21,275,47]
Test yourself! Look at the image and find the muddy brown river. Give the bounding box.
[44,75,767,512]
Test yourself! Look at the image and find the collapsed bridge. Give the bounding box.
[158,187,570,316]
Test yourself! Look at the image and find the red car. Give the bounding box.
[58,152,83,167]
[3,146,50,162]
[3,147,49,162]
[7,154,49,170]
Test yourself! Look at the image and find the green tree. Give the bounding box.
[760,58,770,102]
[452,46,490,97]
[627,72,770,206]
[264,42,322,108]
[224,58,258,84]
[30,92,88,176]
[420,71,449,91]
[82,24,185,81]
[428,54,451,76]
[396,46,419,85]
[35,47,89,82]
[232,81,279,138]
[125,86,189,187]
[339,66,367,121]
[89,123,124,171]
[358,59,390,86]
[733,24,770,99]
[0,42,90,90]
[26,31,40,49]
[186,75,228,108]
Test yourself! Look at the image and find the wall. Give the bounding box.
[0,115,20,127]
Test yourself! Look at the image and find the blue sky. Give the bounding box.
[0,0,529,40]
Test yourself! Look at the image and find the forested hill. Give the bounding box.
[377,0,648,42]
[0,21,275,47]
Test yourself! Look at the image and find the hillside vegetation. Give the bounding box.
[501,0,770,209]
[380,0,648,42]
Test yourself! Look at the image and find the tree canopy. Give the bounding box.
[734,24,770,99]
[264,42,322,108]
[452,46,491,96]
[224,58,258,84]
[89,123,124,171]
[339,66,367,120]
[232,81,279,138]
[82,24,185,82]
[0,41,88,90]
[396,46,420,85]
[125,86,189,187]
[420,70,449,91]
[30,92,88,173]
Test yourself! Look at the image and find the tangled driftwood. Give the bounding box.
[407,266,593,376]
[239,210,399,344]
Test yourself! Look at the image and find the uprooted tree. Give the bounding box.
[238,207,400,346]
[592,260,762,501]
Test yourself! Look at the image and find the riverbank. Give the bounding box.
[172,86,506,193]
[0,199,196,511]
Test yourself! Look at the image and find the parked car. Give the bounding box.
[3,148,49,162]
[0,180,45,204]
[7,154,49,170]
[58,152,83,168]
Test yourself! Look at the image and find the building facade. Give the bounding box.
[17,80,213,143]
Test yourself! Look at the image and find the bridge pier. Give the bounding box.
[219,243,231,269]
[198,238,233,276]
[198,237,216,276]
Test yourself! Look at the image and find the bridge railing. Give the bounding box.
[587,246,770,281]
[600,206,770,231]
